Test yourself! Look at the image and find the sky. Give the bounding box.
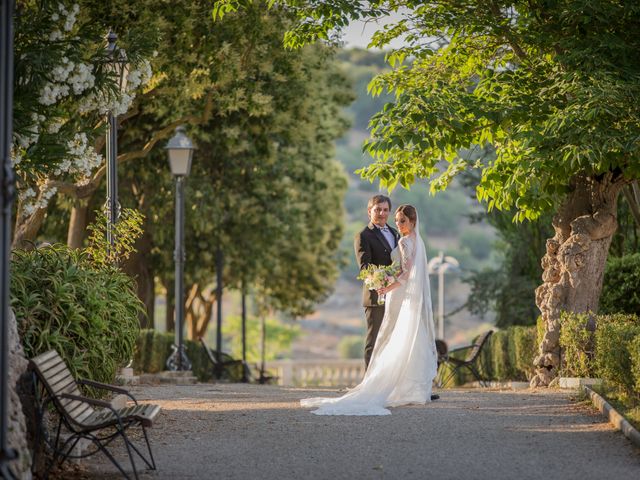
[341,11,406,50]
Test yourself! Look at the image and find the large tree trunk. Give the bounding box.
[11,206,46,249]
[121,229,155,329]
[531,173,625,387]
[66,197,91,249]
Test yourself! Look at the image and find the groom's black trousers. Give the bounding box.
[364,306,385,370]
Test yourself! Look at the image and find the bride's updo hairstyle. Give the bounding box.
[395,204,417,226]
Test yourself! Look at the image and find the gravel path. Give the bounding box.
[75,383,639,480]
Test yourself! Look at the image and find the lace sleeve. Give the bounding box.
[396,236,415,285]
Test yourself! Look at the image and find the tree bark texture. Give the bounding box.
[531,174,625,387]
[164,277,175,333]
[121,229,155,329]
[66,197,91,249]
[11,205,45,249]
[185,283,216,340]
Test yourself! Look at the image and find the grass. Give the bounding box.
[591,384,640,431]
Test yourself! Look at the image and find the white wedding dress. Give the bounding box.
[301,222,438,415]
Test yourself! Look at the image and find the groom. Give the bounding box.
[354,195,440,401]
[354,194,399,370]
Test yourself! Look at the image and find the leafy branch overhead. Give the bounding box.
[214,0,640,221]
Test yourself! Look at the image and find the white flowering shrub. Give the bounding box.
[13,0,153,221]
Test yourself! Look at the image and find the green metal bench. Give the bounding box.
[437,330,493,387]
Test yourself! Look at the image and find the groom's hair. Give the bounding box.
[368,194,392,210]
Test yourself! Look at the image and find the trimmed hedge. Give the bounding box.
[559,312,640,397]
[594,317,640,394]
[559,312,595,378]
[132,329,244,382]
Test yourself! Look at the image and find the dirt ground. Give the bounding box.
[61,383,640,480]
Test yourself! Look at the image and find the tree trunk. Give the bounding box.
[121,229,155,329]
[67,197,91,249]
[11,206,46,249]
[185,283,216,340]
[531,173,625,387]
[163,277,175,333]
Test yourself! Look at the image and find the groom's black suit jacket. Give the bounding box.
[354,222,401,307]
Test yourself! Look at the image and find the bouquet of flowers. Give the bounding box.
[357,262,401,305]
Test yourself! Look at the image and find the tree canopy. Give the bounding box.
[214,0,640,220]
[16,0,351,327]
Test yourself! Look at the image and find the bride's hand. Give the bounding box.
[377,285,390,295]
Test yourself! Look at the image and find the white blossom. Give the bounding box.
[52,58,74,82]
[47,118,64,134]
[10,148,23,166]
[49,29,63,41]
[126,60,153,91]
[67,62,95,94]
[63,132,103,181]
[38,82,70,105]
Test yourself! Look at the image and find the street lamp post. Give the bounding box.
[427,251,460,340]
[104,31,128,254]
[165,126,195,371]
[0,0,17,477]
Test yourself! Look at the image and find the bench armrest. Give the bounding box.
[448,345,473,354]
[77,379,138,405]
[60,392,113,410]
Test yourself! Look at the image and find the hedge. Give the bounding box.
[132,329,244,382]
[559,312,640,397]
[600,254,640,316]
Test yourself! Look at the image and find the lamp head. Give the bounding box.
[105,30,129,92]
[165,126,196,176]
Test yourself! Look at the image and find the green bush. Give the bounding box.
[512,326,538,381]
[600,254,640,315]
[490,330,516,381]
[630,335,640,393]
[559,312,595,378]
[594,315,640,394]
[10,245,143,390]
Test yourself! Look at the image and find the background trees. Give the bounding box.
[15,1,351,337]
[214,0,640,385]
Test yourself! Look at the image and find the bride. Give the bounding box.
[301,204,438,415]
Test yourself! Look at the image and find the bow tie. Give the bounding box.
[378,226,390,233]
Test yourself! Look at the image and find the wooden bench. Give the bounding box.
[30,350,160,479]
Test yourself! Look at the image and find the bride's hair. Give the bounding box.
[395,204,417,225]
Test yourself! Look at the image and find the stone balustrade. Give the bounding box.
[265,359,365,387]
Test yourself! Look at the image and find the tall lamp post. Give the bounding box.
[427,251,460,340]
[0,1,17,477]
[165,126,195,371]
[104,31,128,254]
